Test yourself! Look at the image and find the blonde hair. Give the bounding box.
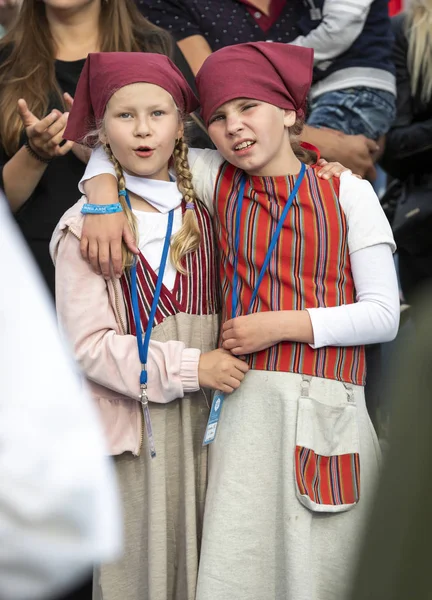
[171,137,201,270]
[289,118,318,164]
[406,0,432,103]
[103,138,201,272]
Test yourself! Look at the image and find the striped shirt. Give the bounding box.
[214,161,366,386]
[121,200,220,332]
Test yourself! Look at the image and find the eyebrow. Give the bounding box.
[235,98,257,107]
[211,109,225,119]
[211,98,257,118]
[112,102,172,112]
[146,103,173,111]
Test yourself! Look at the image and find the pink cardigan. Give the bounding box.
[50,200,201,456]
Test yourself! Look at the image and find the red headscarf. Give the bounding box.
[196,42,314,126]
[64,52,199,143]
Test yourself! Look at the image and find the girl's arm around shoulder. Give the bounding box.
[188,147,224,214]
[78,146,137,279]
[52,227,200,403]
[78,146,223,277]
[79,145,224,213]
[78,145,117,194]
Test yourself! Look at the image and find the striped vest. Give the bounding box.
[214,162,366,386]
[120,201,220,333]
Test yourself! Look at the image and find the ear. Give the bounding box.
[283,109,297,128]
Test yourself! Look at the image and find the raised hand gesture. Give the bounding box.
[17,98,74,161]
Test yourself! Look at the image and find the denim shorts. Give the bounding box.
[307,87,396,139]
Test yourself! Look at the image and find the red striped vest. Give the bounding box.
[214,162,366,386]
[121,201,220,333]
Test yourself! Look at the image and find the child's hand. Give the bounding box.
[198,348,249,393]
[81,174,138,279]
[316,158,355,179]
[222,313,281,355]
[81,212,137,279]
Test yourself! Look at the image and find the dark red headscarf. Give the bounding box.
[64,52,199,143]
[196,42,314,126]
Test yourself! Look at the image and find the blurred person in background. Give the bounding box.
[347,284,432,600]
[389,0,403,15]
[0,191,121,600]
[0,5,166,598]
[381,0,432,305]
[0,0,21,37]
[0,0,175,297]
[136,0,394,178]
[290,0,396,174]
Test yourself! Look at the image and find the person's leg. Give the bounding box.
[308,88,396,139]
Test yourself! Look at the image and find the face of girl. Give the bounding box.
[207,99,297,176]
[102,82,183,182]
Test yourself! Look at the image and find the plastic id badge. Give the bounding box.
[203,391,225,445]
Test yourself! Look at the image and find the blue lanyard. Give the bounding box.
[121,189,174,458]
[231,162,306,318]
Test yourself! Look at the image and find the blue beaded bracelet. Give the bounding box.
[81,202,124,215]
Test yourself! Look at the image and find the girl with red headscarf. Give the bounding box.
[74,42,400,600]
[190,43,399,600]
[49,51,249,600]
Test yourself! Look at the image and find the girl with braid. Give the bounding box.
[49,52,248,600]
[75,43,400,600]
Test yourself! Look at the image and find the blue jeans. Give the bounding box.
[308,87,396,139]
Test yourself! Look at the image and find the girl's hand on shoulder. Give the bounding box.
[81,212,137,279]
[316,158,358,180]
[222,313,281,355]
[198,348,249,393]
[81,172,138,279]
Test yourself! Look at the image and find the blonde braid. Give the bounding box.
[170,136,201,272]
[103,144,139,269]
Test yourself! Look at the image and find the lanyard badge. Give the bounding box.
[203,391,225,445]
[203,164,307,446]
[123,189,174,459]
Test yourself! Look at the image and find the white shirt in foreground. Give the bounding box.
[81,147,400,349]
[0,194,122,600]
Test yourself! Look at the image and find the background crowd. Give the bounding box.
[0,0,431,599]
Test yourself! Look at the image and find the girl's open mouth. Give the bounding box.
[135,146,154,158]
